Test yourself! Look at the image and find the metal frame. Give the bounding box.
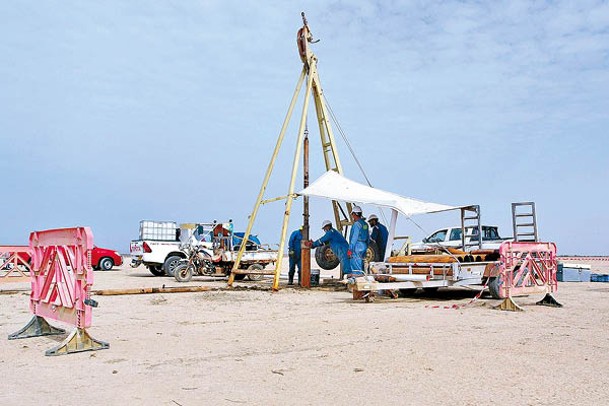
[228,14,351,289]
[512,202,538,242]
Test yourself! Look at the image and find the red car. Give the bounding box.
[10,246,123,271]
[91,246,124,271]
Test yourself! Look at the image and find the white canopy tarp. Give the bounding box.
[297,171,458,216]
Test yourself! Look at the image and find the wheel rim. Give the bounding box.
[177,267,189,280]
[324,250,337,261]
[167,258,181,275]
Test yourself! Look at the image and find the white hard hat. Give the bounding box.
[321,220,332,229]
[368,214,378,221]
[351,205,362,214]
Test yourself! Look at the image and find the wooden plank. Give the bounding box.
[390,267,454,276]
[92,286,213,296]
[388,255,458,264]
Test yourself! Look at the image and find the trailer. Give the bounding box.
[298,172,559,306]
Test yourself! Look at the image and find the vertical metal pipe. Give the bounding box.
[301,131,311,288]
[272,68,314,291]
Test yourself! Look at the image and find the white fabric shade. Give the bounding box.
[297,171,458,216]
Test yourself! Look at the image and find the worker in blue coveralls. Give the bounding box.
[287,227,303,285]
[368,214,389,261]
[306,220,351,276]
[348,205,370,276]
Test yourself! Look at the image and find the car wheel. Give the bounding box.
[147,265,165,276]
[99,257,114,271]
[315,245,340,270]
[163,255,182,277]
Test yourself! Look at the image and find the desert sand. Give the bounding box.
[1,258,609,406]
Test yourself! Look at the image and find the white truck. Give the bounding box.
[130,220,278,279]
[409,225,511,253]
[130,221,190,276]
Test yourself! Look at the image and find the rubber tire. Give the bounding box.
[174,263,193,283]
[233,274,246,281]
[147,265,165,276]
[365,240,380,262]
[163,255,182,277]
[247,263,265,281]
[488,276,502,299]
[315,245,340,270]
[99,257,114,271]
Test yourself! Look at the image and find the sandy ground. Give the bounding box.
[1,258,609,405]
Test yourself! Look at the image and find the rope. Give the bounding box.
[424,275,491,310]
[323,95,455,258]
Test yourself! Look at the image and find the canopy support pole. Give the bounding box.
[385,209,398,261]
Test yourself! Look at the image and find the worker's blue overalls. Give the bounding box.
[288,229,302,284]
[312,228,351,274]
[349,219,370,276]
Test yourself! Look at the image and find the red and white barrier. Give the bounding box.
[0,245,32,279]
[557,256,609,262]
[494,241,560,310]
[8,227,109,356]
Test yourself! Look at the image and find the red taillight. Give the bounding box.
[143,242,152,253]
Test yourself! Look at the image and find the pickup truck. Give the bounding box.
[130,220,277,278]
[129,220,189,276]
[409,225,510,253]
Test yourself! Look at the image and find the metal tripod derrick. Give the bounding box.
[228,13,351,290]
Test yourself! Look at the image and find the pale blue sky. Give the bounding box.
[1,1,608,254]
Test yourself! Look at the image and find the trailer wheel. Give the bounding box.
[315,245,340,270]
[247,263,265,281]
[147,265,165,276]
[163,255,182,277]
[488,277,502,299]
[174,264,193,283]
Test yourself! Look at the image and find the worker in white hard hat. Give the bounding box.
[368,214,389,260]
[348,205,370,276]
[305,220,351,275]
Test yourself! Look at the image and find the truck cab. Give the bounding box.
[411,225,506,252]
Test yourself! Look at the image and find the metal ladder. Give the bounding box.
[460,205,482,250]
[512,202,538,242]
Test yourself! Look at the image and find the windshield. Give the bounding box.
[428,229,447,243]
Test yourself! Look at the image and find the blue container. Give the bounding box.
[591,273,609,282]
[557,263,591,282]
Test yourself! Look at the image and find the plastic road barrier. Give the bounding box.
[8,227,109,356]
[0,245,32,279]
